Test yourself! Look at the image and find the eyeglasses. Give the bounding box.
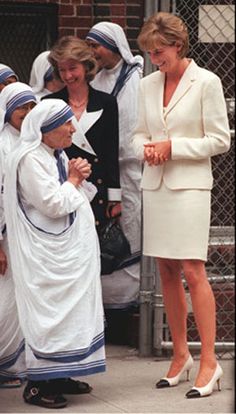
[14,102,36,112]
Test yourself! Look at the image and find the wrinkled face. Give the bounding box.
[87,40,117,69]
[0,76,17,92]
[147,44,180,72]
[57,59,86,87]
[42,120,76,149]
[9,101,36,131]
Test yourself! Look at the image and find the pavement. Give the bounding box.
[0,344,234,414]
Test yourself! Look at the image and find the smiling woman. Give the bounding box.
[132,11,231,399]
[43,36,121,233]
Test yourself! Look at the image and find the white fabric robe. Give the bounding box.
[0,124,26,382]
[4,141,105,380]
[91,59,142,308]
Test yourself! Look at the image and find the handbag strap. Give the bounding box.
[116,251,141,269]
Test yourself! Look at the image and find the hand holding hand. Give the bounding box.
[68,157,92,187]
[144,140,171,165]
[144,145,154,165]
[71,158,92,179]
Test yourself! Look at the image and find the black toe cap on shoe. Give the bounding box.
[185,389,201,398]
[156,379,170,388]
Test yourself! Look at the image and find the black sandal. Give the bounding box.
[23,384,67,409]
[53,378,93,394]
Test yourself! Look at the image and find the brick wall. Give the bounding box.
[0,0,144,53]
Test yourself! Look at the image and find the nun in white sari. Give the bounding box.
[3,99,105,408]
[86,22,143,309]
[0,82,37,387]
[29,51,64,101]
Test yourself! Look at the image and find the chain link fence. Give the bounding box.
[0,3,58,83]
[146,0,235,359]
[0,0,234,358]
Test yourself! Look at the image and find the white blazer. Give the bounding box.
[132,60,231,190]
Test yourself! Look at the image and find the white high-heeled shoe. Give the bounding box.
[185,363,223,398]
[156,354,194,388]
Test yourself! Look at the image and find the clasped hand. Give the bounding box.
[144,141,171,165]
[68,157,91,186]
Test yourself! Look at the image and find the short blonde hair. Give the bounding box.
[49,36,98,82]
[137,12,189,58]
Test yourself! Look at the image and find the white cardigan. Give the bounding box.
[132,59,231,190]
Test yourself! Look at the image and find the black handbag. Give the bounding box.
[98,218,131,275]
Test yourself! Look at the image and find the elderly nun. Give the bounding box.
[0,82,37,389]
[86,22,143,319]
[3,99,105,409]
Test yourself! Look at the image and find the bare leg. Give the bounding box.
[157,258,190,377]
[182,259,217,387]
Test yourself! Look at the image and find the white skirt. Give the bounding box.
[143,182,211,261]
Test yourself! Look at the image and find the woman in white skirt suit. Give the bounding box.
[132,12,230,398]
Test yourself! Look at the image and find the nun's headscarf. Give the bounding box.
[20,99,74,148]
[86,22,143,68]
[0,82,37,131]
[0,63,18,84]
[29,51,54,94]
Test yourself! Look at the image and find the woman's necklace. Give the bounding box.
[69,95,88,109]
[69,96,88,109]
[69,95,88,120]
